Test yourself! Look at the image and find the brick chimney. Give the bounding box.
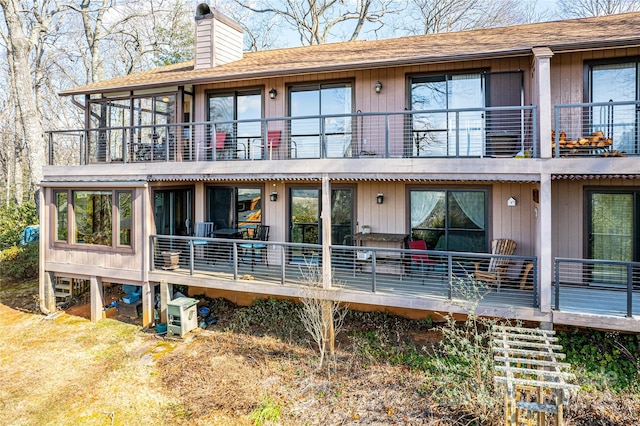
[194,3,243,70]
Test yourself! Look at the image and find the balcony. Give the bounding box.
[150,234,539,312]
[554,257,640,318]
[47,106,538,166]
[554,100,640,158]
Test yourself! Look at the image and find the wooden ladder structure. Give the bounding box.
[54,277,90,303]
[492,326,579,426]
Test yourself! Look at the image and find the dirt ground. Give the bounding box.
[1,278,639,425]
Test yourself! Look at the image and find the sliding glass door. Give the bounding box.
[587,190,638,285]
[288,187,354,263]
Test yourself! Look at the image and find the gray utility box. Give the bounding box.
[167,297,198,337]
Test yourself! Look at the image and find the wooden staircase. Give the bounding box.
[54,277,89,303]
[54,278,73,302]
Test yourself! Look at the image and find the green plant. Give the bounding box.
[0,242,39,280]
[428,271,504,425]
[558,329,639,392]
[0,200,37,250]
[248,396,281,426]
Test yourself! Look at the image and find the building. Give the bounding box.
[40,5,640,332]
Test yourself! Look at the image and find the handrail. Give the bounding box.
[48,105,538,165]
[150,235,539,309]
[554,257,638,317]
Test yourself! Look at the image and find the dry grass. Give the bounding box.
[1,279,639,425]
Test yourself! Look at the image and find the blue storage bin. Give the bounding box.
[122,293,140,304]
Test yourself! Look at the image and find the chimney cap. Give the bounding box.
[195,3,213,19]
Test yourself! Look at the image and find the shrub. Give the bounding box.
[558,329,639,392]
[0,242,39,280]
[0,200,38,250]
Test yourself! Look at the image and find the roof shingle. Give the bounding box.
[62,12,640,96]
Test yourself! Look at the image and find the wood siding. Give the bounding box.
[43,186,148,284]
[550,47,640,106]
[552,178,640,259]
[195,57,533,121]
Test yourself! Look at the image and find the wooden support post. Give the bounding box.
[140,281,153,327]
[322,300,335,360]
[89,276,104,323]
[159,279,172,323]
[39,271,56,314]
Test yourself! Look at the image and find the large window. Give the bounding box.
[586,189,640,285]
[89,94,177,162]
[54,189,133,248]
[409,189,487,252]
[207,90,262,159]
[154,188,193,236]
[588,61,640,155]
[410,73,484,156]
[289,82,353,158]
[206,186,262,229]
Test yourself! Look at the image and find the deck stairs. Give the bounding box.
[54,278,73,302]
[54,278,90,303]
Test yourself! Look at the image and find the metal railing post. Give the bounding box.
[533,258,539,308]
[554,106,559,158]
[189,240,195,275]
[627,263,633,318]
[150,236,156,271]
[371,252,377,293]
[554,258,560,310]
[384,115,390,157]
[280,245,286,285]
[447,254,453,299]
[455,111,460,157]
[532,108,538,158]
[233,242,238,279]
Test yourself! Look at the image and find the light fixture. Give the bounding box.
[270,192,278,202]
[269,88,277,99]
[376,193,384,204]
[374,81,382,94]
[507,197,517,207]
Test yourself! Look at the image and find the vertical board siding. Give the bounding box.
[552,178,640,260]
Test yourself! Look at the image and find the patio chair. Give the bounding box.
[408,239,437,284]
[252,130,280,160]
[193,222,215,260]
[239,224,270,271]
[474,238,516,292]
[206,132,227,160]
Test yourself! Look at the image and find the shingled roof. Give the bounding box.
[61,12,640,96]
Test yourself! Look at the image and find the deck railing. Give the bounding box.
[150,235,538,309]
[554,257,640,317]
[553,100,640,157]
[48,106,537,166]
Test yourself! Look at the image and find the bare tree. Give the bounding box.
[558,0,640,17]
[230,0,400,46]
[0,0,59,200]
[397,0,539,35]
[297,264,349,376]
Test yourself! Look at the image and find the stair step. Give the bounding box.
[55,283,72,290]
[54,291,71,298]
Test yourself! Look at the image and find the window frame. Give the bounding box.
[52,188,134,252]
[205,184,265,230]
[407,186,490,252]
[287,80,355,158]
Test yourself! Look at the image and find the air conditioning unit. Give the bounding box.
[167,297,198,337]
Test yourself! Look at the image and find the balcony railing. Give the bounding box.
[150,235,538,310]
[47,106,538,166]
[554,257,640,318]
[553,100,640,157]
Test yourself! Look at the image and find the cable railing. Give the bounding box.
[150,235,538,309]
[48,106,538,165]
[554,257,639,318]
[553,100,640,157]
